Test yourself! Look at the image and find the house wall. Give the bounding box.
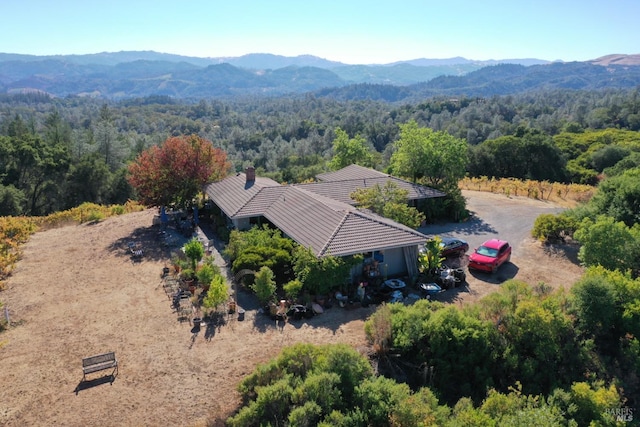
[381,247,408,277]
[353,246,414,284]
[233,217,251,230]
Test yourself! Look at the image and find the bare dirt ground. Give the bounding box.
[0,192,584,426]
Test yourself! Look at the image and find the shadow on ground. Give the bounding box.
[74,375,116,395]
[542,241,581,266]
[420,211,497,238]
[108,224,190,264]
[467,262,519,284]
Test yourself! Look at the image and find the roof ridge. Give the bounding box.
[315,176,390,184]
[318,211,350,257]
[230,188,259,216]
[290,185,355,211]
[236,185,278,216]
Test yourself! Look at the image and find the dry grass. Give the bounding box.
[459,176,595,208]
[0,195,585,426]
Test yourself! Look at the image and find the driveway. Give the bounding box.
[421,190,565,258]
[418,190,579,302]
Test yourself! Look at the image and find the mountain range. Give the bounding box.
[0,51,639,100]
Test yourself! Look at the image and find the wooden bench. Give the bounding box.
[82,352,118,381]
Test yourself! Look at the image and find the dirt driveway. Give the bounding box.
[0,191,584,426]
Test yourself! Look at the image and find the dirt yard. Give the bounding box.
[0,192,584,426]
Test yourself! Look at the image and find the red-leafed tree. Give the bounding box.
[128,134,231,207]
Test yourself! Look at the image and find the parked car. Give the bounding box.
[468,239,512,273]
[419,237,469,258]
[439,237,469,257]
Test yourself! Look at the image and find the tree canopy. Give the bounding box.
[468,130,568,182]
[3,89,640,218]
[390,120,468,188]
[573,215,640,273]
[350,181,425,228]
[328,127,376,170]
[127,134,231,207]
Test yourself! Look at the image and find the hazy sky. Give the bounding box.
[2,0,638,64]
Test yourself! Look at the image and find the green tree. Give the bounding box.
[571,266,640,350]
[356,377,421,426]
[350,181,425,228]
[571,273,617,343]
[574,215,640,272]
[477,386,566,426]
[226,226,295,284]
[1,127,70,215]
[566,381,622,427]
[63,153,111,208]
[230,343,374,426]
[382,202,425,229]
[421,306,498,404]
[531,213,579,243]
[183,238,205,271]
[500,299,577,395]
[94,117,126,171]
[468,132,567,182]
[283,279,303,300]
[589,168,640,227]
[203,274,228,312]
[0,184,26,216]
[292,247,359,296]
[43,109,72,150]
[328,127,375,170]
[252,266,277,305]
[390,120,467,187]
[195,261,219,287]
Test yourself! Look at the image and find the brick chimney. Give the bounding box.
[245,166,256,183]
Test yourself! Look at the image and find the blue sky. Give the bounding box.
[2,0,638,64]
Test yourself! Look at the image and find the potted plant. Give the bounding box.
[195,257,220,292]
[283,279,303,303]
[202,275,228,317]
[183,238,205,271]
[251,266,277,307]
[171,253,189,276]
[196,263,216,292]
[180,267,197,293]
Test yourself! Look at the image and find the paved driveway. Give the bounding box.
[421,190,565,257]
[419,190,567,286]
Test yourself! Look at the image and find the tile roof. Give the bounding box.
[203,173,281,218]
[204,166,434,257]
[262,186,427,257]
[262,186,348,256]
[323,211,427,256]
[316,164,388,181]
[313,164,446,202]
[295,177,446,205]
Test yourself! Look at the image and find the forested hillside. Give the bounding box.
[1,51,639,99]
[2,72,640,424]
[1,88,640,216]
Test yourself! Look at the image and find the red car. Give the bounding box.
[468,239,511,273]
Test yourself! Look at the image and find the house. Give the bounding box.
[203,165,446,281]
